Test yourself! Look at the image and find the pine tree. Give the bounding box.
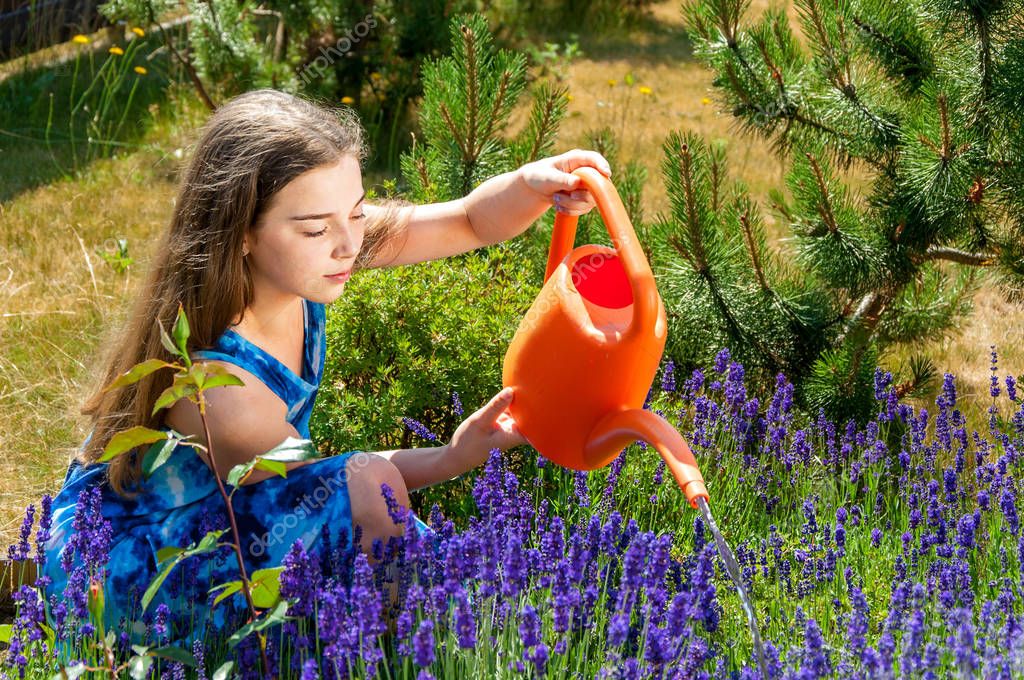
[654,0,1024,420]
[399,13,568,203]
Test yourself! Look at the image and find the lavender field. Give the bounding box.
[5,347,1023,678]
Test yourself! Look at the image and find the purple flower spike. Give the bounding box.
[403,417,438,442]
[413,619,435,667]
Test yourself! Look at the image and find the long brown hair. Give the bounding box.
[78,88,407,498]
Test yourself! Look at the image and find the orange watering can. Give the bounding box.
[502,167,709,508]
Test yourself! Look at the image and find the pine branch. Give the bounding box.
[677,143,710,273]
[438,103,469,159]
[801,0,847,88]
[461,22,480,162]
[478,69,512,146]
[522,85,564,163]
[739,212,769,290]
[837,289,891,345]
[805,152,839,233]
[710,146,726,214]
[939,94,951,162]
[706,0,747,47]
[919,245,997,266]
[974,9,994,147]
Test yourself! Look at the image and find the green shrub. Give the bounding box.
[311,242,541,516]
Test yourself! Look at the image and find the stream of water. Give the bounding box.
[695,496,769,679]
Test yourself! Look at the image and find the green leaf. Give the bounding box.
[249,566,284,609]
[41,623,54,654]
[172,304,190,356]
[190,364,207,391]
[155,545,185,565]
[152,377,198,415]
[144,530,227,611]
[259,437,321,462]
[142,555,180,613]
[194,529,229,553]
[141,436,178,478]
[226,459,260,488]
[104,359,175,391]
[200,372,246,390]
[100,426,169,462]
[212,661,234,680]
[227,600,288,649]
[226,438,320,487]
[254,458,287,478]
[50,663,87,680]
[149,645,197,666]
[0,624,10,643]
[157,319,181,360]
[128,654,153,680]
[210,580,243,607]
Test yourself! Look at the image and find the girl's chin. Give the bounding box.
[306,287,345,305]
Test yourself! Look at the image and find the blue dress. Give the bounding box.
[42,298,431,653]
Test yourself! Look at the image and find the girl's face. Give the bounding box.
[244,155,366,305]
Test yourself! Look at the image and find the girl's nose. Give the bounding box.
[332,226,357,259]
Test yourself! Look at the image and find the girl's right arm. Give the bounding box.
[163,361,315,485]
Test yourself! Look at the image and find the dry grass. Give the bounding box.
[0,1,1021,548]
[0,83,205,545]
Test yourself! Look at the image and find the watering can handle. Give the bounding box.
[544,167,660,339]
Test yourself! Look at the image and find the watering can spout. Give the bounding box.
[585,409,709,509]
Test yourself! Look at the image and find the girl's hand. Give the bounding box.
[444,387,528,474]
[520,149,613,216]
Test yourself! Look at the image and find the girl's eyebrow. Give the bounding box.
[289,191,366,220]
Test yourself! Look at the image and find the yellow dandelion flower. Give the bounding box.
[638,86,653,95]
[131,27,145,37]
[341,96,355,105]
[607,79,617,87]
[72,34,90,44]
[701,97,712,105]
[566,94,574,102]
[370,71,381,80]
[134,66,147,75]
[108,46,124,55]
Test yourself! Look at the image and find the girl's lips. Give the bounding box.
[325,270,351,282]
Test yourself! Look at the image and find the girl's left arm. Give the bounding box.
[363,149,611,269]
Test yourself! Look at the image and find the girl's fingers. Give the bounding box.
[477,387,514,425]
[556,149,612,177]
[529,167,581,194]
[553,190,598,215]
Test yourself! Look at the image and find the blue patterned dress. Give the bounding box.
[42,298,431,652]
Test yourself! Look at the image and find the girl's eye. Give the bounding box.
[304,226,328,238]
[353,213,366,221]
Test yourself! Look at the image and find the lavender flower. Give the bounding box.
[714,348,731,373]
[519,604,542,648]
[661,360,676,392]
[607,613,629,647]
[281,538,321,618]
[8,504,34,562]
[413,619,435,668]
[403,417,439,442]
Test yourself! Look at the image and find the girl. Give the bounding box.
[42,89,610,649]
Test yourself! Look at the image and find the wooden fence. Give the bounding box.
[0,0,110,61]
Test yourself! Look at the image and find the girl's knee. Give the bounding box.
[346,454,410,544]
